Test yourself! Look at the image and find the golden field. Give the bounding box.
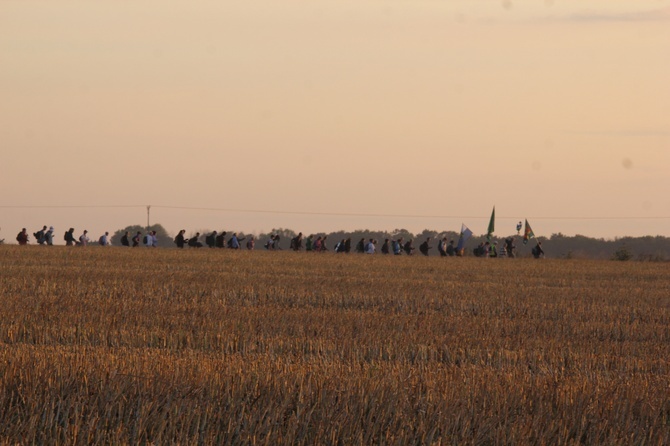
[0,245,668,445]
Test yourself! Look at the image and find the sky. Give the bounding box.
[1,0,669,241]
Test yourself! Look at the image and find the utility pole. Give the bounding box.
[147,205,151,229]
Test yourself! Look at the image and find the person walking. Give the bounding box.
[65,228,77,246]
[16,228,29,245]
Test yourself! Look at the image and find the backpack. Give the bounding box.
[205,234,214,246]
[227,238,233,248]
[99,236,105,245]
[64,232,68,241]
[143,235,150,245]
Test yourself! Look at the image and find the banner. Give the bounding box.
[456,224,473,252]
[486,206,495,241]
[523,219,535,245]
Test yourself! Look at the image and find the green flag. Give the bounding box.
[486,206,495,241]
[523,219,535,245]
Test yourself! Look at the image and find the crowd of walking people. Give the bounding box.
[9,225,545,259]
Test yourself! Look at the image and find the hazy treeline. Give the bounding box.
[110,225,670,261]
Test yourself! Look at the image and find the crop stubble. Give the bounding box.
[0,246,668,444]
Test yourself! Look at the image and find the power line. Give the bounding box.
[1,204,668,221]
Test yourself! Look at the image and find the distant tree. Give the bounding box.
[111,224,172,248]
[611,245,633,261]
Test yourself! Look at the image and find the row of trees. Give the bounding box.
[110,225,670,261]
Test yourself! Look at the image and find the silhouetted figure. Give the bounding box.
[121,231,130,247]
[216,231,227,248]
[16,228,29,245]
[175,230,188,248]
[419,237,432,256]
[403,239,415,255]
[205,231,217,248]
[381,239,390,254]
[65,228,77,246]
[446,240,456,257]
[34,226,47,245]
[132,231,142,247]
[532,241,544,259]
[188,232,203,248]
[355,238,365,254]
[505,237,516,258]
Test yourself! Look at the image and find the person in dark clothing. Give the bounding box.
[216,231,227,248]
[532,241,544,259]
[205,231,217,248]
[188,232,203,248]
[505,237,516,258]
[344,237,352,253]
[34,226,47,245]
[290,232,303,251]
[419,237,432,256]
[16,228,29,245]
[446,240,456,257]
[132,231,142,247]
[403,239,415,255]
[121,231,130,247]
[174,230,188,248]
[355,238,365,254]
[381,239,390,254]
[64,228,77,246]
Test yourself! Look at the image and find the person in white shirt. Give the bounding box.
[365,238,376,254]
[79,230,90,246]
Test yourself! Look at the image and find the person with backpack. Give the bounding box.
[64,228,77,246]
[355,238,365,254]
[16,228,29,245]
[205,231,217,248]
[132,231,142,247]
[532,241,544,259]
[246,236,255,250]
[34,226,47,245]
[143,231,153,247]
[403,239,415,255]
[98,232,110,246]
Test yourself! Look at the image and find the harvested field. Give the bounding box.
[0,246,669,444]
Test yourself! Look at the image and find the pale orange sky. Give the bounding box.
[1,0,669,241]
